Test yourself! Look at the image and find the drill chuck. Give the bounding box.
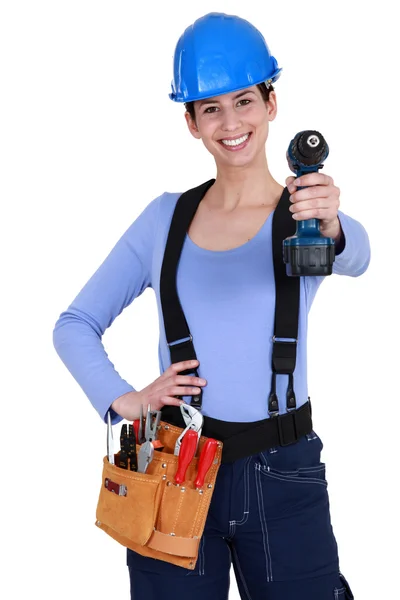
[284,130,335,276]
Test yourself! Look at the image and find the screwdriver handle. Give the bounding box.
[194,439,218,488]
[133,420,140,442]
[174,430,198,485]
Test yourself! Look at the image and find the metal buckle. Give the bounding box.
[167,335,193,348]
[272,335,298,343]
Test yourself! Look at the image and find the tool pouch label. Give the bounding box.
[95,421,223,570]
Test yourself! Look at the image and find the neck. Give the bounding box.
[208,154,283,211]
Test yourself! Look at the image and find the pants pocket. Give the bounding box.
[259,432,327,486]
[262,463,328,485]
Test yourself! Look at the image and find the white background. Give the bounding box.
[1,1,399,598]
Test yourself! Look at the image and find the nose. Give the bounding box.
[220,106,242,132]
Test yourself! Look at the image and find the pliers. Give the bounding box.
[120,424,138,471]
[174,404,204,456]
[137,405,162,473]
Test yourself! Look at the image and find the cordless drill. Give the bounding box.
[283,130,335,276]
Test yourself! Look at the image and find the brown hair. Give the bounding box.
[184,82,274,123]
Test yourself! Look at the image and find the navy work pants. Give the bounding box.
[127,431,354,599]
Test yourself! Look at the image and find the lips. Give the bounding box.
[218,132,252,151]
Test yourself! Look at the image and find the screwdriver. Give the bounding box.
[174,429,198,485]
[194,439,218,489]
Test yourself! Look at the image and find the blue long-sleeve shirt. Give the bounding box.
[53,189,370,425]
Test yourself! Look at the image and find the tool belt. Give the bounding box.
[96,419,223,570]
[162,400,313,463]
[95,179,311,569]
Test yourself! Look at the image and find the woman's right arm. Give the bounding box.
[52,196,161,425]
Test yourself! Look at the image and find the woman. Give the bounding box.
[53,12,370,600]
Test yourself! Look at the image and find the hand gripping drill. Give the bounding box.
[283,130,335,276]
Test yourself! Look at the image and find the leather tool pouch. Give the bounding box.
[95,420,223,570]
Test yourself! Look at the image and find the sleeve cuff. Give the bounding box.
[100,382,137,425]
[335,219,346,255]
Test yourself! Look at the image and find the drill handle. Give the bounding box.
[294,171,322,238]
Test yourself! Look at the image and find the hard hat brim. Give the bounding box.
[170,69,282,103]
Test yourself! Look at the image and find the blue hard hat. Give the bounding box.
[169,12,282,103]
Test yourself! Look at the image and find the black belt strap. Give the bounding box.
[162,401,312,463]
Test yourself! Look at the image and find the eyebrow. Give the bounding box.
[198,90,255,108]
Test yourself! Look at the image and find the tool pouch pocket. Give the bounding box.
[95,420,223,570]
[96,457,163,546]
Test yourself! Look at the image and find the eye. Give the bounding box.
[237,98,251,106]
[204,106,219,114]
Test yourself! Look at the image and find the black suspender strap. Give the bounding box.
[160,179,215,409]
[269,187,300,415]
[159,180,307,450]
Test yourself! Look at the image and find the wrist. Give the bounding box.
[321,217,341,241]
[111,391,138,418]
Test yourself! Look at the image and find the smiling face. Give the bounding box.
[185,85,277,169]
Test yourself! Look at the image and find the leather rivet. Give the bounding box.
[207,484,212,489]
[164,425,170,430]
[167,481,171,486]
[162,463,167,468]
[162,475,167,480]
[181,487,186,492]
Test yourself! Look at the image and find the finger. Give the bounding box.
[164,359,199,377]
[285,175,296,188]
[291,207,336,221]
[294,173,333,188]
[289,197,332,213]
[159,396,188,407]
[164,385,202,397]
[171,375,207,386]
[152,376,205,399]
[157,375,206,392]
[290,185,331,203]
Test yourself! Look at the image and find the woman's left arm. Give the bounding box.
[286,173,371,277]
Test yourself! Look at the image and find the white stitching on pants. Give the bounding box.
[259,469,327,487]
[334,586,346,599]
[255,464,273,582]
[259,452,269,468]
[231,544,253,600]
[200,535,205,575]
[229,456,251,536]
[191,536,205,576]
[228,521,234,538]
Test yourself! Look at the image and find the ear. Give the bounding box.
[266,91,278,122]
[185,111,201,139]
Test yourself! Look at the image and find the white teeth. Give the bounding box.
[221,133,249,146]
